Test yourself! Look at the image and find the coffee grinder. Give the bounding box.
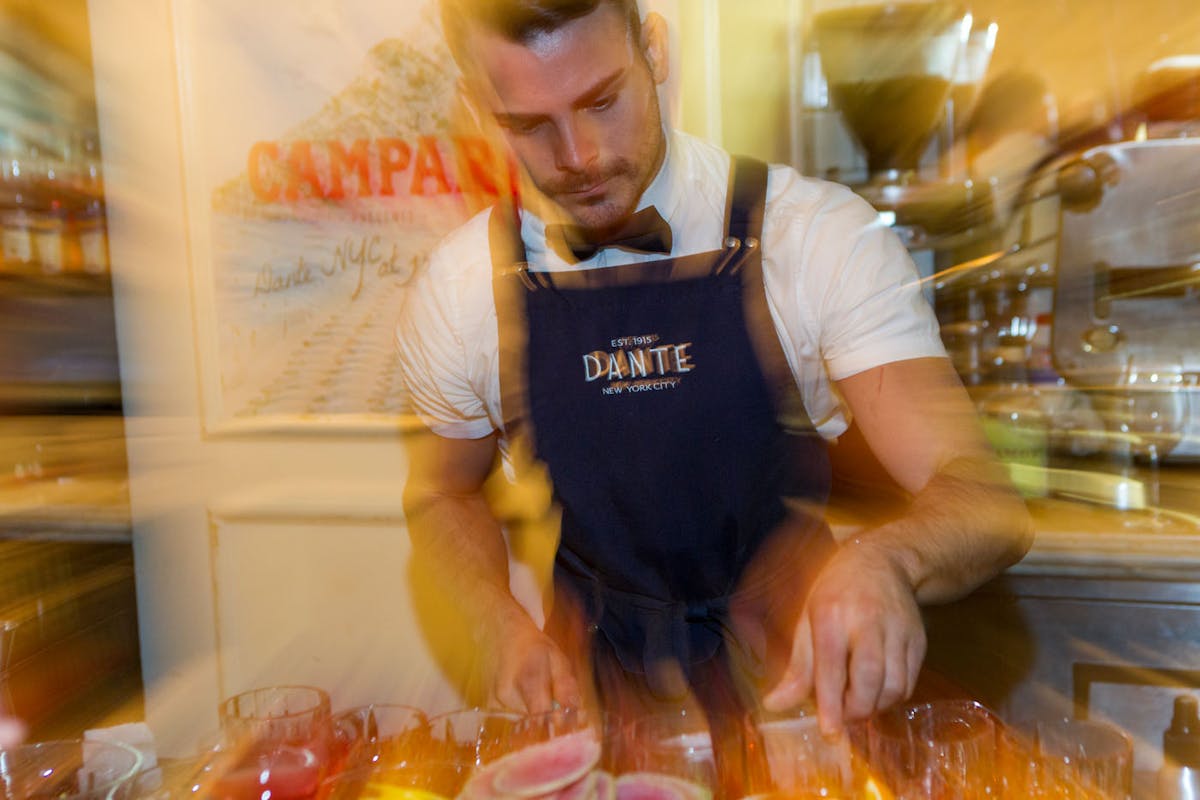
[800,0,1014,393]
[804,0,993,251]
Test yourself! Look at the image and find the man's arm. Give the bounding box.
[763,356,1033,732]
[402,428,580,712]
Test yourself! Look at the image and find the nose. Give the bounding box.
[554,114,599,172]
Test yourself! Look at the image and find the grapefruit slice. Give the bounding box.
[491,731,602,797]
[588,767,614,800]
[592,771,615,800]
[613,773,711,800]
[550,770,597,800]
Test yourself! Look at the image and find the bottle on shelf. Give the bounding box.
[26,127,70,275]
[1160,694,1200,800]
[0,127,37,273]
[72,129,109,276]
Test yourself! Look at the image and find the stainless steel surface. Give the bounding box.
[1052,139,1200,387]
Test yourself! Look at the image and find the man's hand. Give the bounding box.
[761,538,925,736]
[484,608,582,713]
[757,357,1030,731]
[404,429,581,713]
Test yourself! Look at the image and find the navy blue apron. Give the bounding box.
[490,158,836,792]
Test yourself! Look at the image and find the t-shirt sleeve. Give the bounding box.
[395,245,496,439]
[798,182,947,380]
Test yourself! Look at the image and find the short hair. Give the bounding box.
[440,0,642,69]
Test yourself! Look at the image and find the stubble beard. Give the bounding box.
[542,103,665,237]
[546,158,640,235]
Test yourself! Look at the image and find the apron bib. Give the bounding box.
[490,157,836,701]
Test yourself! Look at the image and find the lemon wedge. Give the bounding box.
[355,784,449,800]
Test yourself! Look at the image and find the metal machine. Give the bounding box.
[1052,138,1200,462]
[798,1,1200,508]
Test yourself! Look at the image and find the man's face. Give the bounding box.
[461,5,668,235]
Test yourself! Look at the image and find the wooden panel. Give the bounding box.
[0,539,143,739]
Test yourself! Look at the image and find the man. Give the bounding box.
[398,0,1031,742]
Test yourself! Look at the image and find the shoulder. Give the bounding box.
[673,135,882,241]
[759,163,909,306]
[401,206,501,366]
[396,206,501,437]
[760,165,917,293]
[409,207,496,315]
[763,163,882,238]
[425,206,495,281]
[671,130,732,207]
[674,130,732,177]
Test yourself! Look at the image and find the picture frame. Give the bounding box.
[169,0,500,435]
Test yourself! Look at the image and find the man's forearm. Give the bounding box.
[851,454,1034,605]
[404,487,536,640]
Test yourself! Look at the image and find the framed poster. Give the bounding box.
[171,0,507,434]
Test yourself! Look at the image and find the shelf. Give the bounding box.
[0,270,114,297]
[0,382,123,415]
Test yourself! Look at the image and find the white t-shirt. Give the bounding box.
[396,129,945,444]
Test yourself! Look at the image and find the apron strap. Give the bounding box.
[726,156,821,439]
[490,201,535,444]
[725,156,768,245]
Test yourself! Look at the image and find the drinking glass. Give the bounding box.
[0,739,142,800]
[757,708,861,798]
[1016,717,1133,800]
[217,684,335,800]
[867,700,998,800]
[509,706,598,751]
[125,755,224,800]
[332,704,432,771]
[628,708,716,789]
[426,708,525,769]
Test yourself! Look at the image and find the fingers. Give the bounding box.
[762,612,814,712]
[876,625,912,713]
[905,624,927,699]
[517,661,557,713]
[494,637,580,714]
[815,624,926,735]
[493,674,532,713]
[842,625,885,722]
[549,648,583,710]
[771,565,926,731]
[812,613,849,736]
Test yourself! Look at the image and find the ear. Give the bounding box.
[640,12,669,86]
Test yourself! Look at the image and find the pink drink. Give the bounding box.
[211,745,324,800]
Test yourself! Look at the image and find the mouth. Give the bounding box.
[561,179,609,199]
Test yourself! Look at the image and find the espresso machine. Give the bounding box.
[958,57,1200,504]
[1051,83,1200,468]
[799,3,1038,397]
[800,3,1200,509]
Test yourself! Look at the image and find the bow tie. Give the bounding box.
[546,206,673,262]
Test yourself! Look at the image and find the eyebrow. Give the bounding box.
[493,67,628,128]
